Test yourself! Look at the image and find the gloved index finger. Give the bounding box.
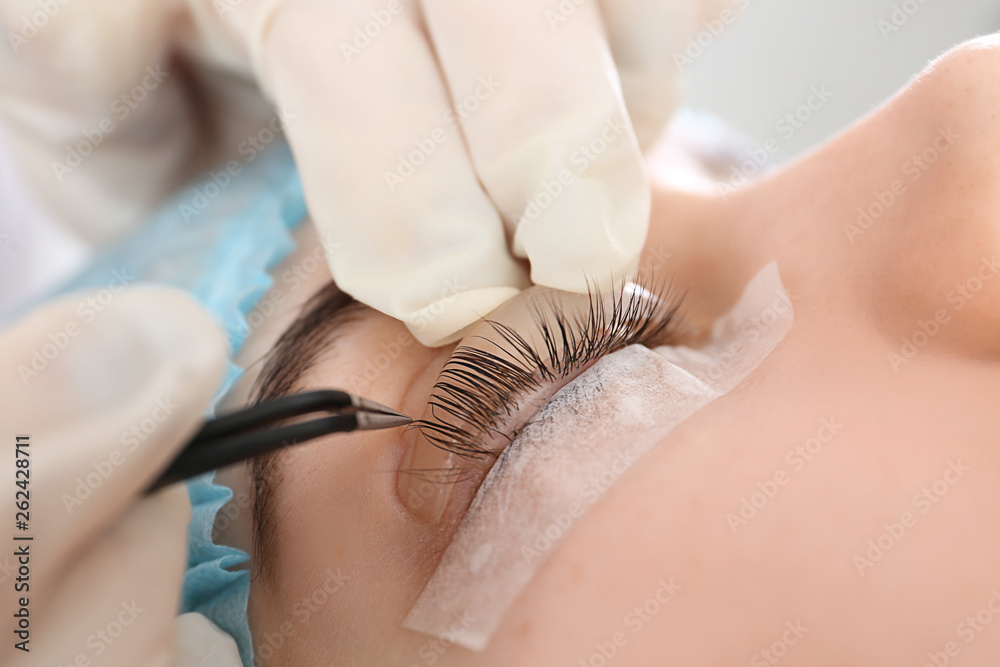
[420,0,651,297]
[255,0,529,346]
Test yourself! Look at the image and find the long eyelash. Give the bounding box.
[412,276,688,461]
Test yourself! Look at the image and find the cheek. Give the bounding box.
[465,450,679,666]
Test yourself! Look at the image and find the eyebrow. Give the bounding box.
[247,280,364,581]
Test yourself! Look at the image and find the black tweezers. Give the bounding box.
[146,389,411,493]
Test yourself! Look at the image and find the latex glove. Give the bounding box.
[247,0,705,345]
[0,286,227,667]
[0,0,704,346]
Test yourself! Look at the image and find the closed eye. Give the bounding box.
[412,278,689,470]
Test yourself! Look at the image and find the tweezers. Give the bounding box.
[146,389,411,493]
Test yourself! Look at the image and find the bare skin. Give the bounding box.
[218,36,1000,666]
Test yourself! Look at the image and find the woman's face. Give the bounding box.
[219,37,1000,665]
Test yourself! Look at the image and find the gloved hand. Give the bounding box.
[0,0,705,346]
[0,286,231,666]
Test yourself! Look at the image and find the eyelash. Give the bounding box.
[412,277,687,462]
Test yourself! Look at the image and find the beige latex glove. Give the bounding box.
[0,286,227,666]
[0,0,703,346]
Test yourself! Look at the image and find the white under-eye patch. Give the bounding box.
[404,262,794,651]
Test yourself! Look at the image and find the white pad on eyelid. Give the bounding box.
[403,262,794,651]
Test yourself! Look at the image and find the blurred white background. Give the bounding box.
[2,0,999,317]
[685,0,1000,159]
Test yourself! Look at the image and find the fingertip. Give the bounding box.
[404,286,524,347]
[512,177,650,296]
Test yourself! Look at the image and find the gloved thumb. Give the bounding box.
[0,286,227,598]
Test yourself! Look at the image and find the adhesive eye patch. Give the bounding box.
[403,262,794,651]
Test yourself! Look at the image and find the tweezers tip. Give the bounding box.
[351,395,410,419]
[356,412,414,430]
